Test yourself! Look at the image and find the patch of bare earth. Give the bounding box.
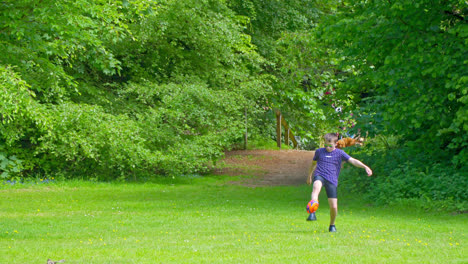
[212,149,315,187]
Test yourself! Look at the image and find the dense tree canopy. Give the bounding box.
[0,0,271,178]
[227,0,348,145]
[319,0,467,165]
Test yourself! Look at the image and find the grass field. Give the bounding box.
[0,175,466,263]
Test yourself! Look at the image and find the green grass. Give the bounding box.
[0,176,466,263]
[246,136,294,150]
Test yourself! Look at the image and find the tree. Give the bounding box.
[227,0,344,146]
[0,0,271,179]
[318,0,467,164]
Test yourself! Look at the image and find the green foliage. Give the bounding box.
[228,0,345,146]
[308,0,468,211]
[272,30,353,145]
[341,145,468,212]
[0,0,130,102]
[228,0,334,57]
[0,150,23,180]
[0,66,46,142]
[1,0,465,211]
[118,0,262,83]
[0,0,271,179]
[319,0,468,164]
[38,103,159,178]
[0,66,48,176]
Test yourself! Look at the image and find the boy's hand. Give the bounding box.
[365,166,373,176]
[307,160,316,185]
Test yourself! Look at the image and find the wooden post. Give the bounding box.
[275,110,299,149]
[276,110,281,149]
[244,107,248,150]
[280,114,298,149]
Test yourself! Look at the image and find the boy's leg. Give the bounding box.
[311,180,322,201]
[323,181,338,232]
[307,179,322,221]
[328,198,338,226]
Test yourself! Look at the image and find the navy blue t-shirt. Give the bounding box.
[313,148,351,186]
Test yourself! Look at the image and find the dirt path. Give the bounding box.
[213,149,315,186]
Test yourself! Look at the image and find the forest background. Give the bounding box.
[0,0,466,211]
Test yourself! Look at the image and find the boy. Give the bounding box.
[306,133,372,232]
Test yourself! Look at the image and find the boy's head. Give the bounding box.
[324,133,338,152]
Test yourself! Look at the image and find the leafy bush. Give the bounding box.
[0,66,48,178]
[340,141,468,212]
[0,151,23,180]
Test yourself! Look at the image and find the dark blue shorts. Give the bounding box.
[313,175,337,199]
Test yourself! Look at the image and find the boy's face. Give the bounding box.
[324,140,336,152]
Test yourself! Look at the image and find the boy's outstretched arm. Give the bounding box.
[307,160,317,185]
[348,157,373,176]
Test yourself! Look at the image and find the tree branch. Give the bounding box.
[444,10,465,21]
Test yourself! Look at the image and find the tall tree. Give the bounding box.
[318,0,467,164]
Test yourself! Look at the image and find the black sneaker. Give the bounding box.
[306,213,317,221]
[329,225,337,232]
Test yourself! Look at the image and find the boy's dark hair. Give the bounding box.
[324,133,338,143]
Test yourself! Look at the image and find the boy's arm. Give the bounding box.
[307,160,317,185]
[347,157,373,176]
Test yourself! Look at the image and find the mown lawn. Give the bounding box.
[0,175,466,263]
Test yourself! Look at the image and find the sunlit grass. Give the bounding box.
[246,136,294,150]
[0,176,466,263]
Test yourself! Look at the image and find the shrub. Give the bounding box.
[340,140,468,212]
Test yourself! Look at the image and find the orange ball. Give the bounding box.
[306,200,319,214]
